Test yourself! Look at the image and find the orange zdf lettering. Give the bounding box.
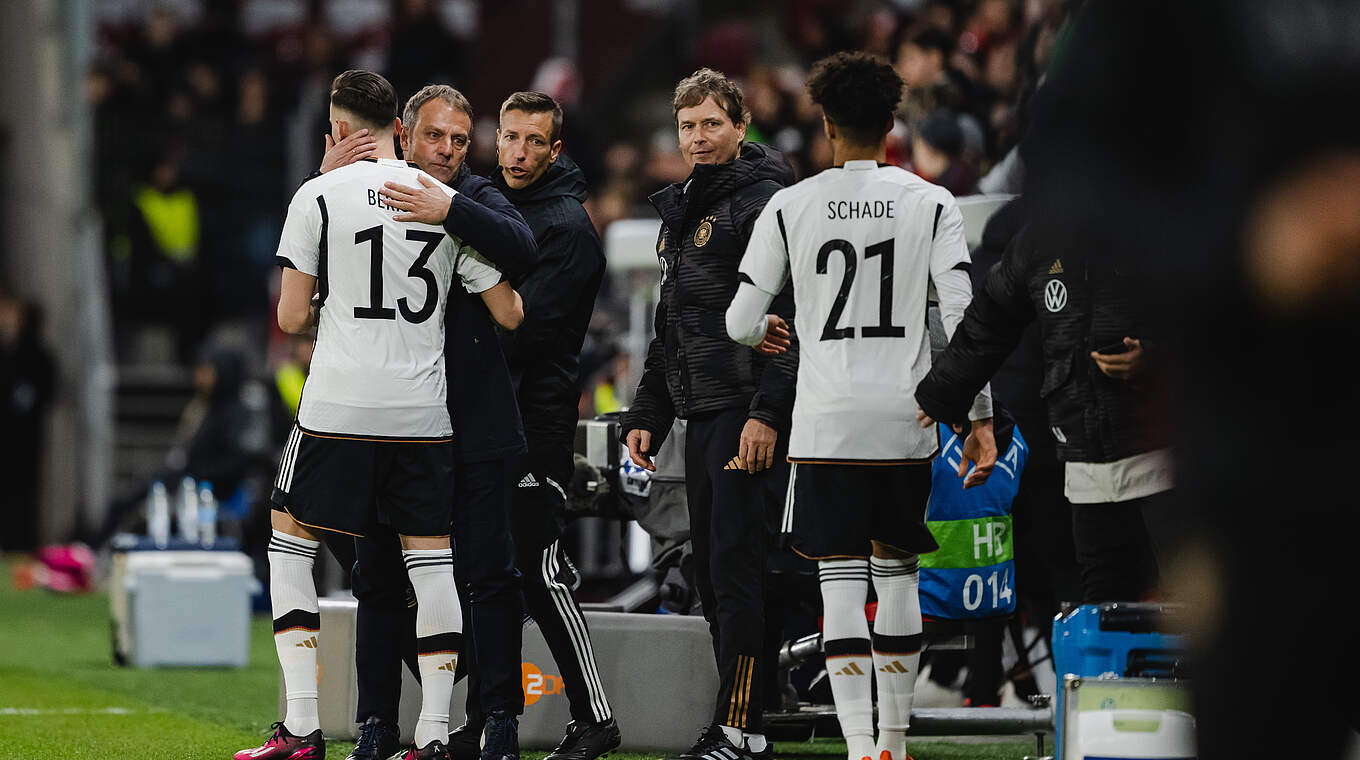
[521,661,564,705]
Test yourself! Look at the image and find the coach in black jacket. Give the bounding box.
[475,94,617,757]
[622,70,796,756]
[914,222,1174,605]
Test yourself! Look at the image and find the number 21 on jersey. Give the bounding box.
[816,238,904,341]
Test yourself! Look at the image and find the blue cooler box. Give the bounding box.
[1052,603,1191,759]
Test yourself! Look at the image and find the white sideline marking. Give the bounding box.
[0,706,165,716]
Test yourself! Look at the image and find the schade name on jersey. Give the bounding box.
[826,199,894,220]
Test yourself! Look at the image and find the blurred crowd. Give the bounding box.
[89,0,1068,408]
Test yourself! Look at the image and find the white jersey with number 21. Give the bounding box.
[739,160,978,462]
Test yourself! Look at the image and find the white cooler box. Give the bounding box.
[295,599,719,751]
[110,550,258,667]
[1061,675,1196,760]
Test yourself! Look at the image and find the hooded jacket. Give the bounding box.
[621,142,798,452]
[493,156,605,479]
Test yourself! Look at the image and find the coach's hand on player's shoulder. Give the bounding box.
[754,315,791,355]
[738,419,778,474]
[320,129,377,173]
[625,429,656,471]
[381,174,453,225]
[959,417,997,490]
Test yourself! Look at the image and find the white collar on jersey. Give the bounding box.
[843,159,879,171]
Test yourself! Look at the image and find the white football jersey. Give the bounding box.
[740,160,973,461]
[276,158,502,439]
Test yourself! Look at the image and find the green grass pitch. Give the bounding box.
[0,561,1038,760]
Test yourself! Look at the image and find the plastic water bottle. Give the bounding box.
[147,481,170,549]
[197,481,217,548]
[177,475,199,543]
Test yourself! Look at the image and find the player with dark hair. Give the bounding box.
[727,52,995,760]
[237,69,525,760]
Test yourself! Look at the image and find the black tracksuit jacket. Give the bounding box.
[492,156,606,483]
[915,224,1169,464]
[621,142,797,453]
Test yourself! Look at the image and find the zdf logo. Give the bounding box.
[522,662,564,705]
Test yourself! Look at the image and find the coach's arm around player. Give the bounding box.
[321,85,540,280]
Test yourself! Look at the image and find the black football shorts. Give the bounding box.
[781,461,938,560]
[271,425,455,537]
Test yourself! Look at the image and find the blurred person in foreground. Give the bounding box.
[382,90,616,760]
[620,68,796,760]
[1018,2,1360,757]
[727,52,995,760]
[319,83,538,760]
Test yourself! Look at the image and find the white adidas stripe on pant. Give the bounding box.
[539,540,612,723]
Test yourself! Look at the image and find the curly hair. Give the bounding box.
[806,52,904,145]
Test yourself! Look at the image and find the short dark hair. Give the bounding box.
[672,68,749,126]
[499,91,564,144]
[908,26,955,57]
[807,52,904,146]
[402,84,474,131]
[329,69,398,131]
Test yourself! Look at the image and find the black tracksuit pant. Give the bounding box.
[463,452,613,727]
[351,456,525,725]
[684,407,788,733]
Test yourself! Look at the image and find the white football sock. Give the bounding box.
[268,530,321,736]
[820,559,874,760]
[871,555,923,760]
[404,548,462,748]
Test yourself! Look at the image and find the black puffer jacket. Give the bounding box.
[494,156,605,480]
[915,224,1169,463]
[622,142,797,452]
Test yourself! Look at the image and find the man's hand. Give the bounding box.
[625,429,656,472]
[1091,337,1144,380]
[738,419,778,474]
[380,175,454,225]
[916,406,936,429]
[320,129,377,173]
[959,417,997,489]
[754,315,791,355]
